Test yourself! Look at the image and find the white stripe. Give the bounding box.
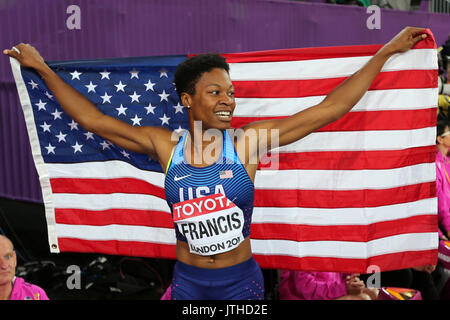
[254,163,435,190]
[229,49,437,81]
[53,193,170,212]
[48,161,165,187]
[56,224,176,245]
[275,127,435,152]
[234,88,439,116]
[251,232,438,259]
[252,198,437,225]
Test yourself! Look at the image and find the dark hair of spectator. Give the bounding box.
[437,119,450,138]
[174,53,230,98]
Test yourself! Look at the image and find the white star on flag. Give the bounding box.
[100,141,111,150]
[68,120,79,131]
[28,79,38,89]
[158,90,169,102]
[99,70,111,80]
[144,79,156,91]
[85,81,97,93]
[121,150,130,159]
[173,102,184,114]
[116,104,127,116]
[130,69,140,79]
[45,91,54,100]
[40,122,51,132]
[145,103,156,114]
[159,68,168,78]
[51,109,63,120]
[55,131,67,142]
[159,113,170,125]
[100,92,112,104]
[72,141,83,153]
[35,100,47,111]
[70,70,82,80]
[114,81,127,92]
[131,114,143,126]
[129,91,141,103]
[84,132,95,140]
[45,143,56,154]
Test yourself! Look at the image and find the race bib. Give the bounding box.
[173,193,244,256]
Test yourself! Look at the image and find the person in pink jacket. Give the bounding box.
[436,119,450,240]
[0,235,49,300]
[278,270,378,300]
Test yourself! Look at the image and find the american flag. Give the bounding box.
[10,31,439,273]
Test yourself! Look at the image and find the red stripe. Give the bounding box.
[233,70,437,98]
[251,215,438,242]
[258,146,436,170]
[55,208,173,228]
[254,249,438,272]
[57,238,177,260]
[254,182,436,208]
[220,32,435,64]
[232,108,437,132]
[50,177,166,198]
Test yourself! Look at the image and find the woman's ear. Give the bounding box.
[180,92,191,109]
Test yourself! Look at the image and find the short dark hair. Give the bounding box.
[174,53,229,98]
[437,119,450,137]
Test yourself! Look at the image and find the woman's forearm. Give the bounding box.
[322,46,394,120]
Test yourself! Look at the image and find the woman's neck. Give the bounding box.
[438,144,449,158]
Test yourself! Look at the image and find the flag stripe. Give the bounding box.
[252,198,436,225]
[250,233,438,259]
[50,177,165,197]
[251,215,438,242]
[58,238,177,260]
[234,88,438,116]
[54,197,436,229]
[49,162,435,193]
[276,127,435,152]
[259,146,436,170]
[229,49,437,81]
[56,223,176,244]
[233,70,437,99]
[55,208,173,228]
[254,163,435,190]
[232,108,437,131]
[220,37,435,63]
[254,182,435,208]
[253,250,438,273]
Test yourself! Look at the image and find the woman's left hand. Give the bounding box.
[381,26,428,55]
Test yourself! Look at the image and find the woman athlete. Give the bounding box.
[4,27,428,300]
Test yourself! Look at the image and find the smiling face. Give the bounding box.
[182,68,236,131]
[0,236,16,286]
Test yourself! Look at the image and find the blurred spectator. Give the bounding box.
[278,270,378,300]
[436,119,450,240]
[371,0,412,10]
[438,39,450,120]
[326,0,370,6]
[0,235,49,300]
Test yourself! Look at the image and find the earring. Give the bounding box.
[187,105,191,109]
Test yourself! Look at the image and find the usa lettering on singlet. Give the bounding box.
[172,193,245,255]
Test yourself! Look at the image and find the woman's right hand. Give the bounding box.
[3,43,46,71]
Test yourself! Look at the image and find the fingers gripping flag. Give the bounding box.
[10,31,439,273]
